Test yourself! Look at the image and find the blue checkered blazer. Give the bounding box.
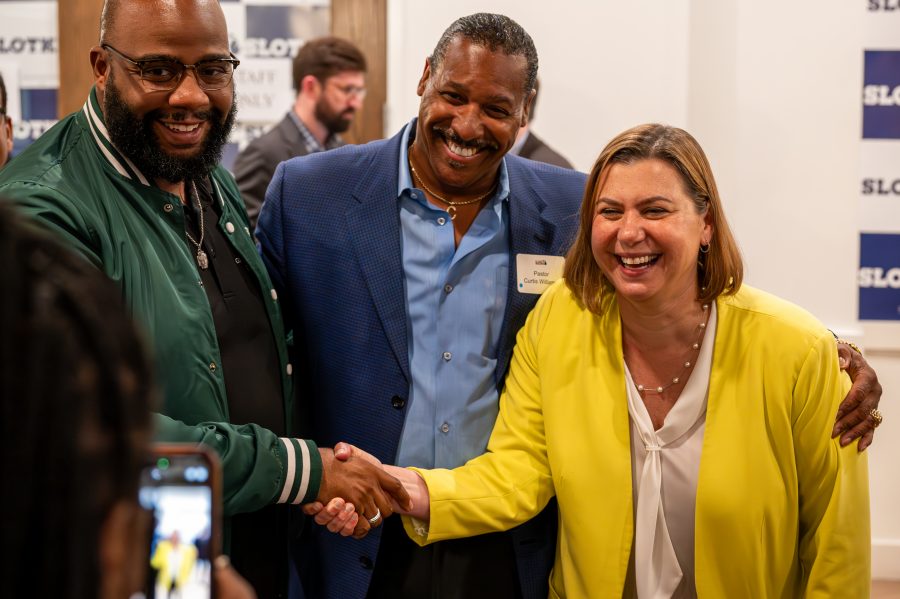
[257,122,587,599]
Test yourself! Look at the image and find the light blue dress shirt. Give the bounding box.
[394,121,511,470]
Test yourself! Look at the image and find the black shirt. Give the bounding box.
[183,176,284,434]
[184,176,294,598]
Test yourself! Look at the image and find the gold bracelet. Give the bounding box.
[835,338,863,355]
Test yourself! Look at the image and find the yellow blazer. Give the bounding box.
[406,282,869,598]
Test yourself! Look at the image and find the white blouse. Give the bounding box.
[623,304,718,599]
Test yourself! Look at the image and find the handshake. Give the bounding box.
[309,442,428,538]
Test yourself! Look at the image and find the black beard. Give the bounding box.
[314,98,352,135]
[103,78,236,183]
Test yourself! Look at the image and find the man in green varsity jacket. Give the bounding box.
[0,1,408,596]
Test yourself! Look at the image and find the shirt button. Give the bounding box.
[209,362,217,372]
[437,217,447,226]
[391,395,406,409]
[444,284,453,293]
[440,422,450,434]
[163,203,174,213]
[234,257,242,264]
[359,555,373,570]
[410,192,418,200]
[270,289,278,301]
[286,363,293,376]
[442,351,452,362]
[225,222,235,234]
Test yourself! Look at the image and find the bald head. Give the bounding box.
[99,0,227,44]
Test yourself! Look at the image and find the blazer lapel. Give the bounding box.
[343,131,411,383]
[495,159,560,385]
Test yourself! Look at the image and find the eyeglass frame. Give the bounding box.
[101,43,240,92]
[324,80,367,101]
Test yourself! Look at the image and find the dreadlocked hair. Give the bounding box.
[0,201,155,599]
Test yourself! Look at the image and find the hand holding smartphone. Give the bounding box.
[138,444,221,599]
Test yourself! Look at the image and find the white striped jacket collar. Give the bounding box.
[82,86,151,186]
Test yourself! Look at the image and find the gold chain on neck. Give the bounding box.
[408,156,496,220]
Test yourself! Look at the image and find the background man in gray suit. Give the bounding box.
[233,36,367,229]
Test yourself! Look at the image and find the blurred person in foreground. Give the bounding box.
[328,124,873,597]
[234,36,367,230]
[0,0,407,595]
[0,202,255,599]
[0,71,13,169]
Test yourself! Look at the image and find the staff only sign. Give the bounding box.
[220,0,329,170]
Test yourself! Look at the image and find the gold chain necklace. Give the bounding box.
[408,158,495,221]
[184,180,209,270]
[631,303,710,394]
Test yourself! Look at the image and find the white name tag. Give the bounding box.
[516,254,565,294]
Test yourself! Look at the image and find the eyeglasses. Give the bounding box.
[102,44,240,92]
[328,82,367,100]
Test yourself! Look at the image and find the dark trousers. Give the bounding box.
[229,504,294,599]
[367,516,522,599]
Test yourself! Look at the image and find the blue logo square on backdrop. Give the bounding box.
[863,50,900,139]
[246,6,294,40]
[858,233,900,320]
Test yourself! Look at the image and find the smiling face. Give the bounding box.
[590,158,712,309]
[410,36,531,196]
[92,0,235,183]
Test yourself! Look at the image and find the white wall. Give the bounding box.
[387,0,899,579]
[386,0,691,167]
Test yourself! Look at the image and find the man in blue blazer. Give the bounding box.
[257,14,585,598]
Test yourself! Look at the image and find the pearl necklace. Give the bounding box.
[632,303,710,394]
[408,158,496,220]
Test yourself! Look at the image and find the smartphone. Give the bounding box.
[138,444,221,599]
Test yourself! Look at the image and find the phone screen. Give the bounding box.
[138,445,219,599]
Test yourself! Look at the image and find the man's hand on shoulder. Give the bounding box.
[833,341,883,452]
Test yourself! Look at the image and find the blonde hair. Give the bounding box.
[564,123,743,314]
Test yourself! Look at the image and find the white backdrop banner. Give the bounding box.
[860,3,900,323]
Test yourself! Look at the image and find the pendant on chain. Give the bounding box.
[197,250,209,270]
[447,206,457,221]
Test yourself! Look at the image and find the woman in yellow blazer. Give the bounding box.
[386,124,869,598]
[151,530,198,595]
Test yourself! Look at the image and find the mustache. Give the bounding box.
[433,126,499,152]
